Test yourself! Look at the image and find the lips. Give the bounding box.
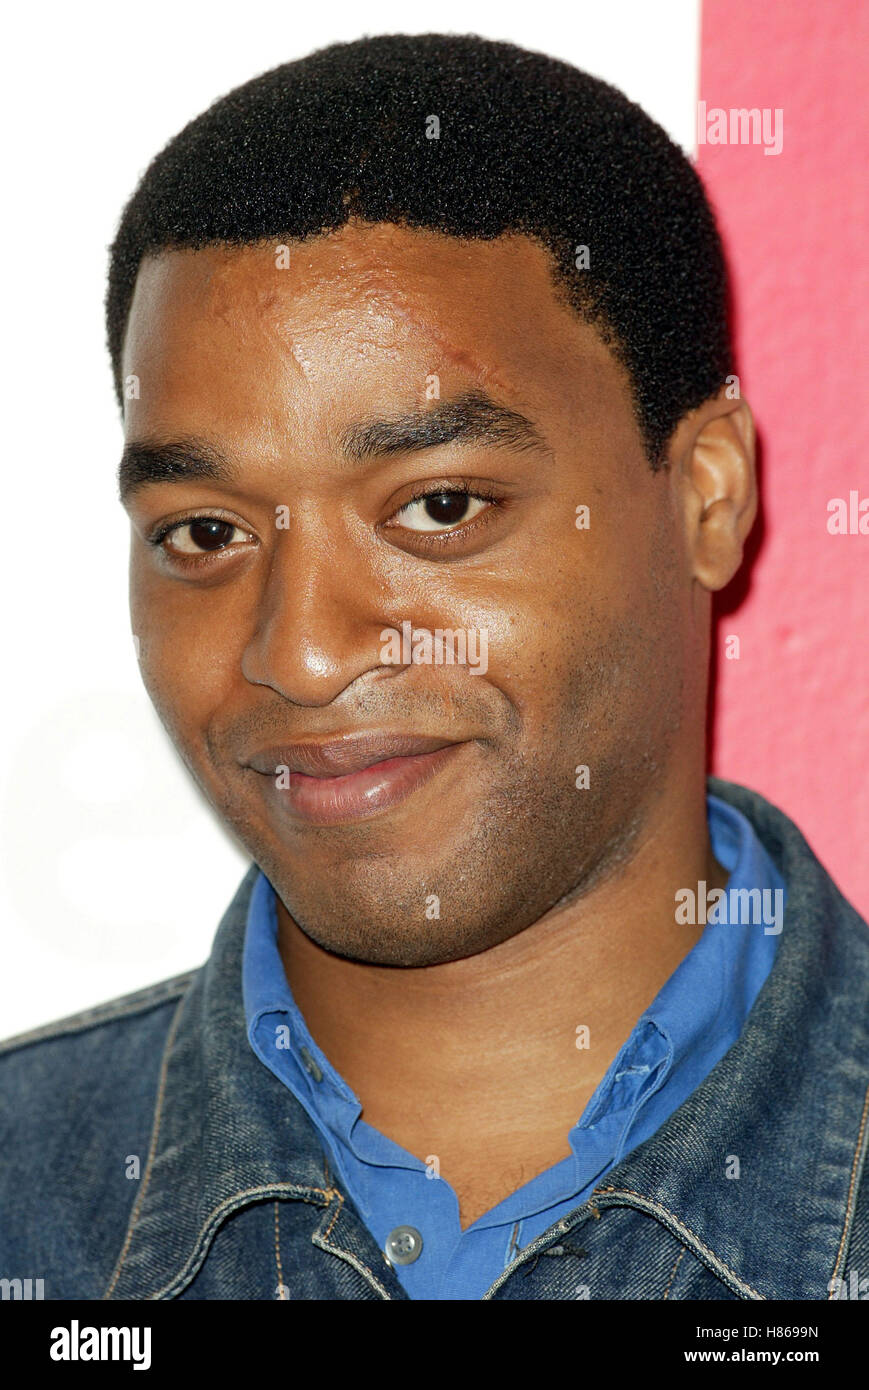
[245,733,469,825]
[247,733,459,779]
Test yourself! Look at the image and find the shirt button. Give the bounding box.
[299,1046,323,1082]
[385,1225,424,1265]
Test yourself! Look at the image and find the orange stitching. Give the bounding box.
[664,1246,686,1300]
[153,1184,335,1300]
[323,1188,345,1239]
[103,992,188,1299]
[154,1184,333,1301]
[274,1202,287,1299]
[829,1080,869,1295]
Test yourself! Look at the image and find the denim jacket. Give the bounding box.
[2,777,868,1300]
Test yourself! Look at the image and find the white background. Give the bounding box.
[0,0,700,1037]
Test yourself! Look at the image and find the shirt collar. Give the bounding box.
[243,868,360,1118]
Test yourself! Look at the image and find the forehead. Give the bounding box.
[121,222,633,447]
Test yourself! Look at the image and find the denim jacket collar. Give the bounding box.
[104,777,869,1300]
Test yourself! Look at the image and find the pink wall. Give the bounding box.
[699,0,868,917]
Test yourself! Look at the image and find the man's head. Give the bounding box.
[111,34,756,966]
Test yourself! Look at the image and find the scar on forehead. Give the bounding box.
[274,265,518,397]
[372,286,516,399]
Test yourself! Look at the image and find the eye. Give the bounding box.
[159,517,250,554]
[393,489,491,533]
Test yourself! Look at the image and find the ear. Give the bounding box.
[670,388,758,591]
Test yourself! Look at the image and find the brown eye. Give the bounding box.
[395,490,489,533]
[164,518,249,554]
[188,519,237,550]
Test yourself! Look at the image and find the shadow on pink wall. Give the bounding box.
[699,0,869,918]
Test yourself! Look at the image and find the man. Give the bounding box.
[1,32,867,1302]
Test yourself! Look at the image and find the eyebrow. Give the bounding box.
[118,391,549,503]
[118,437,234,505]
[340,390,550,463]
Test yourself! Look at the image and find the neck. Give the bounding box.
[274,768,726,1200]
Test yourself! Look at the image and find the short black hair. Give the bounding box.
[106,32,732,466]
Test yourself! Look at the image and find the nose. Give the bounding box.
[240,519,397,707]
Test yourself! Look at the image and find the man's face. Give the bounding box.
[122,222,702,966]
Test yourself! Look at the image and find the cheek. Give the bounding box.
[481,528,669,745]
[431,565,588,736]
[129,560,244,736]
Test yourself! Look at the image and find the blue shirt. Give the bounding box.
[243,793,786,1300]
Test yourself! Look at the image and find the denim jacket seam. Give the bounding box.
[827,1078,869,1298]
[274,1203,288,1299]
[663,1245,687,1299]
[151,1183,339,1300]
[321,1187,345,1240]
[0,972,196,1056]
[103,990,190,1299]
[311,1193,395,1301]
[593,1185,764,1299]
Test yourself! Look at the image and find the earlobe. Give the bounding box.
[676,392,758,592]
